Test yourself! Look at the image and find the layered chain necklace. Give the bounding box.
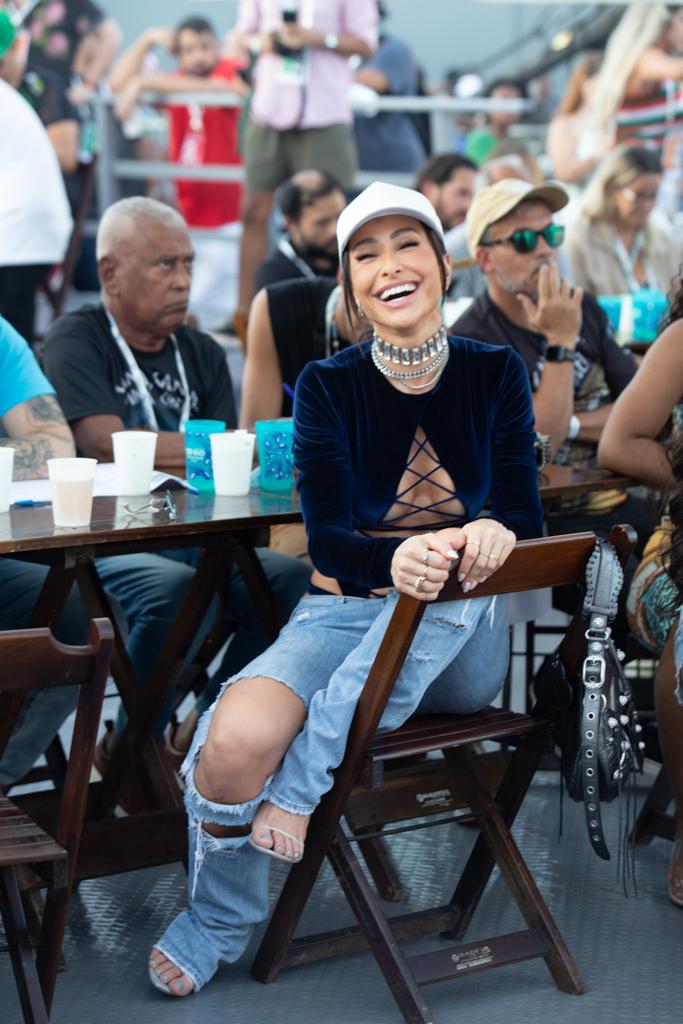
[370,325,449,391]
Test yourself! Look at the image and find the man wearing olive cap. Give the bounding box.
[451,178,653,556]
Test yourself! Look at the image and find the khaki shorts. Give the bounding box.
[244,118,357,192]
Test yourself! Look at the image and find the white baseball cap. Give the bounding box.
[336,182,445,263]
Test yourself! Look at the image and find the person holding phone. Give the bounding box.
[231,0,378,337]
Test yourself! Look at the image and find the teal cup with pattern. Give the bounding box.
[184,419,226,492]
[255,419,294,492]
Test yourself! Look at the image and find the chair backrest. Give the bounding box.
[347,527,635,784]
[0,619,113,866]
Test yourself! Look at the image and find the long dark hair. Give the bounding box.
[340,222,448,333]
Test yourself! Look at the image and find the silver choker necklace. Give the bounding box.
[372,325,448,366]
[371,327,450,391]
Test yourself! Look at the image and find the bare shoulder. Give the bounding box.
[640,320,683,371]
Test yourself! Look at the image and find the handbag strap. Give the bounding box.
[580,539,624,860]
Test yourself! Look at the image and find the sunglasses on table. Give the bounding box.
[480,223,565,254]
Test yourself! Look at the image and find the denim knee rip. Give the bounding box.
[180,670,313,898]
[181,732,272,899]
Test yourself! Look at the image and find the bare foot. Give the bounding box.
[250,800,309,861]
[149,947,195,996]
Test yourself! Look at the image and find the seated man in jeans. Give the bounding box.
[42,196,310,770]
[0,315,221,793]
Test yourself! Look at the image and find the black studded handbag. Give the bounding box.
[536,539,645,860]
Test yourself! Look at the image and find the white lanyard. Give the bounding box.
[278,237,317,280]
[105,310,192,432]
[612,231,653,295]
[324,283,342,357]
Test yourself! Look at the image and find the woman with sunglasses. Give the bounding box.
[148,182,543,997]
[565,146,682,298]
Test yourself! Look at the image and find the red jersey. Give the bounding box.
[167,58,243,227]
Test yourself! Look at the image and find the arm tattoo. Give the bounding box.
[0,438,56,478]
[24,394,70,432]
[0,394,75,478]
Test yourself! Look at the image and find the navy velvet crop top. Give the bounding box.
[293,335,543,597]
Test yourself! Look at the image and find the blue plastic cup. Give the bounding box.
[596,294,623,334]
[255,419,294,493]
[184,419,226,492]
[632,288,668,342]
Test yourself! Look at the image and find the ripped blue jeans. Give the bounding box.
[156,591,508,989]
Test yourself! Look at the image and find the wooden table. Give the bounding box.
[3,466,633,877]
[1,487,301,880]
[538,464,635,509]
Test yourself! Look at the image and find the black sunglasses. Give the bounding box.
[481,223,565,254]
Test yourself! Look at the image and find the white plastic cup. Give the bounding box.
[47,458,97,528]
[112,431,158,496]
[210,430,255,497]
[0,448,14,513]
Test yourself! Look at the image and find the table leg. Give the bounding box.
[233,542,286,642]
[92,542,237,818]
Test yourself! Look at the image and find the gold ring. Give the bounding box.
[415,575,426,593]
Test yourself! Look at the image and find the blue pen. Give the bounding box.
[14,500,51,507]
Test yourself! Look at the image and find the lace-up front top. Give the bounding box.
[294,336,543,597]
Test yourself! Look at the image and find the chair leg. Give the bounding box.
[251,812,332,984]
[327,827,434,1024]
[447,748,584,995]
[351,825,403,902]
[0,866,49,1024]
[35,880,73,1013]
[443,744,540,941]
[631,766,675,845]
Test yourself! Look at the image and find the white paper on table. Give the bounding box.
[10,462,196,505]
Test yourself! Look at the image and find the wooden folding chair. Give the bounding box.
[40,158,97,324]
[251,529,635,1024]
[0,619,113,1023]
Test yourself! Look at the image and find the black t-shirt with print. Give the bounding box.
[43,305,236,432]
[451,291,638,514]
[451,291,637,401]
[26,0,105,83]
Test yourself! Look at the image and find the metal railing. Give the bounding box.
[93,91,536,215]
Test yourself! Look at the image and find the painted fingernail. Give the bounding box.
[458,573,465,581]
[162,974,169,982]
[175,982,185,993]
[462,581,471,592]
[446,548,458,558]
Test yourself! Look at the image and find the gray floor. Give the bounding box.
[2,766,680,1024]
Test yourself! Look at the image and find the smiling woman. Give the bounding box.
[148,183,544,998]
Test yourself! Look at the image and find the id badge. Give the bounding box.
[179,129,205,166]
[276,51,309,86]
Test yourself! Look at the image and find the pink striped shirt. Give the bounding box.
[236,0,377,130]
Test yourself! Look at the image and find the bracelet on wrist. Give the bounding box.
[567,414,581,441]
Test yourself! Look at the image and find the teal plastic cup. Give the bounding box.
[184,419,226,492]
[255,419,294,492]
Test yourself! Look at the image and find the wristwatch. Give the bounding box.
[545,345,577,363]
[324,32,339,50]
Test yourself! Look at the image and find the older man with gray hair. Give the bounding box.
[42,196,310,777]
